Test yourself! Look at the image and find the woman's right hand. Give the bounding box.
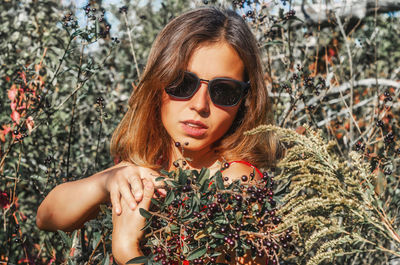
[36,161,166,232]
[103,161,166,216]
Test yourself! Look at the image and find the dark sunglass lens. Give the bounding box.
[165,72,198,98]
[209,80,242,106]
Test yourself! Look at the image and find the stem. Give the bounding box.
[94,112,103,171]
[66,39,86,179]
[335,12,355,146]
[87,230,109,264]
[66,92,77,180]
[123,13,141,80]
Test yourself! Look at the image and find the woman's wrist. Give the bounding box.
[91,169,113,204]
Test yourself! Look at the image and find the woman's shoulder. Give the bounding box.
[221,160,262,181]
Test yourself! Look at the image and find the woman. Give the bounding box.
[37,6,281,264]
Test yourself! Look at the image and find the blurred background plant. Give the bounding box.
[0,0,399,264]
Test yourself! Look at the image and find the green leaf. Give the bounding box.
[192,170,200,179]
[142,218,153,231]
[57,230,72,248]
[159,169,170,176]
[155,176,165,182]
[187,246,207,261]
[182,244,190,254]
[265,40,283,46]
[44,238,53,256]
[290,16,304,23]
[235,212,242,221]
[212,233,225,239]
[165,180,179,187]
[200,179,211,193]
[92,232,101,250]
[198,168,210,186]
[101,253,110,265]
[214,218,228,225]
[127,256,149,264]
[215,171,224,189]
[271,24,285,29]
[170,224,179,233]
[179,169,188,185]
[95,20,100,39]
[164,191,175,205]
[139,208,152,219]
[275,179,291,196]
[70,29,83,39]
[151,198,161,207]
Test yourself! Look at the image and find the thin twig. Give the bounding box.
[123,13,141,80]
[335,12,355,145]
[87,230,109,265]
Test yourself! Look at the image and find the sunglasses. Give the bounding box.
[165,71,250,107]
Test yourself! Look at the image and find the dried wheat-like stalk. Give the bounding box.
[245,124,400,264]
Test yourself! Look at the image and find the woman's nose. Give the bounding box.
[189,81,210,116]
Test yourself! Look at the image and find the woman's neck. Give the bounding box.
[168,146,222,172]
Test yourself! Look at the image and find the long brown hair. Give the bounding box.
[110,7,282,170]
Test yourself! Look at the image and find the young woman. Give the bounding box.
[36,6,282,264]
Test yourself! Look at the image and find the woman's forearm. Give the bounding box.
[36,169,110,232]
[112,180,155,265]
[113,242,144,265]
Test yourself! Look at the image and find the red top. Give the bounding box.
[227,160,262,177]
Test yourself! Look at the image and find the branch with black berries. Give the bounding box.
[127,164,295,265]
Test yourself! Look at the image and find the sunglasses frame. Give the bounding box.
[165,71,250,107]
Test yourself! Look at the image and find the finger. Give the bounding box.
[110,189,121,215]
[139,179,154,209]
[156,188,167,197]
[129,175,144,202]
[151,173,167,197]
[119,184,138,210]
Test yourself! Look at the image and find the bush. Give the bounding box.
[0,0,399,264]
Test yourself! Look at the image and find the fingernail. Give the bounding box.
[135,192,142,198]
[116,208,121,214]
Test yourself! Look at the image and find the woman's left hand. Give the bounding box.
[112,179,154,264]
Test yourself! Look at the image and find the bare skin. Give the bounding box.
[37,40,266,264]
[112,162,264,265]
[36,162,165,232]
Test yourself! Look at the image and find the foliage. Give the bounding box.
[127,163,292,264]
[0,0,399,264]
[246,124,400,264]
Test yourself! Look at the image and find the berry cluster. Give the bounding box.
[384,132,394,144]
[62,12,78,28]
[285,10,296,19]
[354,141,366,152]
[119,6,128,14]
[232,0,252,9]
[133,165,295,265]
[282,65,328,115]
[376,119,384,128]
[96,96,105,111]
[44,155,53,166]
[82,3,110,38]
[83,4,106,22]
[383,90,393,103]
[384,168,392,176]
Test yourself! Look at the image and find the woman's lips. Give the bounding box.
[181,120,208,137]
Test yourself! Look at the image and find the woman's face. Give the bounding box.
[161,41,245,155]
